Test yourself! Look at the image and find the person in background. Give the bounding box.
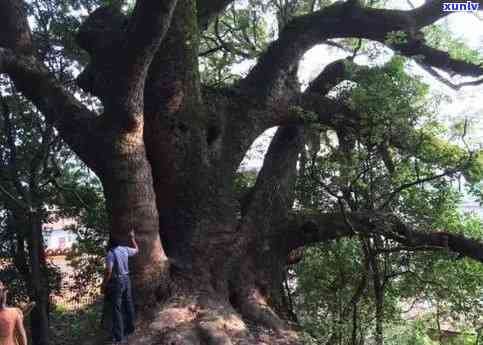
[101,230,139,344]
[0,281,28,345]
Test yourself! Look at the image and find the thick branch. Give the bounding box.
[0,0,32,54]
[260,58,365,130]
[241,126,304,231]
[306,60,350,95]
[420,63,483,90]
[241,0,482,101]
[76,6,125,98]
[306,59,368,95]
[393,40,483,78]
[265,92,360,132]
[0,0,99,163]
[0,48,98,166]
[286,212,483,264]
[77,0,178,119]
[411,0,454,27]
[116,0,178,104]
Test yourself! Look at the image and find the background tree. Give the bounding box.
[0,84,66,345]
[292,57,483,344]
[0,2,104,342]
[0,80,107,345]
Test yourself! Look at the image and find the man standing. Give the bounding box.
[102,230,138,344]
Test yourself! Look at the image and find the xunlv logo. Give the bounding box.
[442,1,480,11]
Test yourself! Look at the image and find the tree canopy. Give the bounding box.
[0,1,482,345]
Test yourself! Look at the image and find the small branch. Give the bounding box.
[198,0,235,30]
[406,0,416,9]
[393,39,483,78]
[50,178,92,210]
[0,183,29,210]
[199,45,223,57]
[265,90,360,131]
[374,245,447,254]
[352,39,363,60]
[378,167,462,210]
[324,40,356,54]
[420,63,483,90]
[214,17,253,58]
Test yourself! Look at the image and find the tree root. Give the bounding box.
[146,294,253,345]
[236,287,285,331]
[84,287,300,345]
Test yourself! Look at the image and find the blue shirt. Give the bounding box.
[106,246,138,276]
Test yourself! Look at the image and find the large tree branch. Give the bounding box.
[77,0,178,120]
[286,212,483,264]
[393,40,483,78]
[241,0,482,102]
[115,0,178,110]
[254,58,365,140]
[410,0,454,27]
[0,0,33,54]
[0,49,98,167]
[241,125,304,234]
[262,90,361,135]
[419,63,483,90]
[0,0,99,165]
[123,0,178,68]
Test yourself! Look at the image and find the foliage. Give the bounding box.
[58,164,108,300]
[423,24,483,65]
[50,301,103,345]
[200,2,270,86]
[0,1,105,343]
[294,53,483,344]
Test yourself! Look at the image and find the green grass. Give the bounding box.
[50,301,104,345]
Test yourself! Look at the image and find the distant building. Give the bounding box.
[42,218,77,256]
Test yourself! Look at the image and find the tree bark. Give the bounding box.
[365,240,384,345]
[98,126,169,310]
[2,1,483,344]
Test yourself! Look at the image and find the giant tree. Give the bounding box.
[1,0,483,344]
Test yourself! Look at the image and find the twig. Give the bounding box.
[406,0,416,9]
[420,64,483,90]
[0,183,29,210]
[378,168,460,210]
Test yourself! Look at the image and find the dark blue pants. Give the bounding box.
[110,275,135,342]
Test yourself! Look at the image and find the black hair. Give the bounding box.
[108,238,121,250]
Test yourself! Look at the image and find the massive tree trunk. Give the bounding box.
[1,1,483,344]
[99,126,168,310]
